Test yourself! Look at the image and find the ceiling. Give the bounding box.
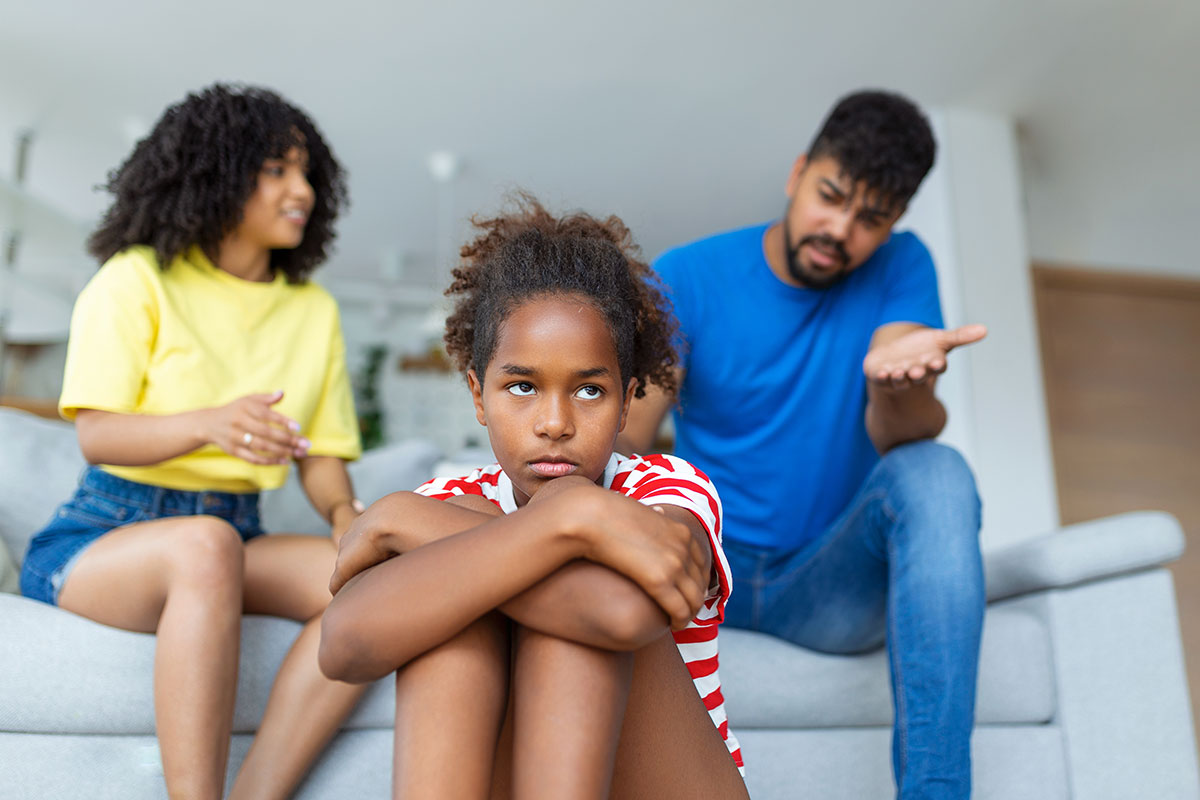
[1,0,1196,283]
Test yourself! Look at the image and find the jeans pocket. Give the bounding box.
[67,489,143,528]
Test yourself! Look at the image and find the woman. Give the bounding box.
[20,83,367,800]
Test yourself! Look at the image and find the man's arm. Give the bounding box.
[614,367,684,455]
[863,321,987,454]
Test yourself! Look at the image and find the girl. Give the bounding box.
[19,84,368,799]
[320,197,749,799]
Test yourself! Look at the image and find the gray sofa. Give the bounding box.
[1,406,1197,799]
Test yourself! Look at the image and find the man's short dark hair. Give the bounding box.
[807,90,936,213]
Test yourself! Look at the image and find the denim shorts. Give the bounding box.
[20,466,265,606]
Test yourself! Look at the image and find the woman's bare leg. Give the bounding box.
[392,611,511,800]
[57,516,246,800]
[509,625,634,800]
[229,534,371,800]
[609,633,749,800]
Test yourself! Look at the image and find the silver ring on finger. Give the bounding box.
[242,431,254,447]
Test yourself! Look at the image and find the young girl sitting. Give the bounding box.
[320,197,749,799]
[19,84,368,799]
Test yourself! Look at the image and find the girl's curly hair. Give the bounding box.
[88,83,346,282]
[444,194,679,398]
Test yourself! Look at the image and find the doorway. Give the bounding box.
[1033,263,1200,742]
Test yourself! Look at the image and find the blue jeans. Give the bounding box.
[21,466,264,606]
[723,441,983,799]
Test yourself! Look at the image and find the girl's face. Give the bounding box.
[234,146,315,251]
[469,293,635,507]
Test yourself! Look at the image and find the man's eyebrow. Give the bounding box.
[498,364,535,376]
[819,178,848,195]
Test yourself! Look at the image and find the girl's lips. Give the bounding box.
[529,461,578,478]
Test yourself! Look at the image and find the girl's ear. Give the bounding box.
[617,378,638,433]
[467,369,487,427]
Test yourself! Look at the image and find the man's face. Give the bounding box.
[780,155,903,289]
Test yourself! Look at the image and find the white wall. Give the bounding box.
[902,108,1060,549]
[1021,113,1200,278]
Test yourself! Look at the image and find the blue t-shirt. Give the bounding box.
[654,223,943,552]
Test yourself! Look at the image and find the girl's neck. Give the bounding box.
[213,234,273,283]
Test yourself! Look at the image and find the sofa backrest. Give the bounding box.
[0,409,86,567]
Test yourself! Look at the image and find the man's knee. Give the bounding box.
[880,441,979,517]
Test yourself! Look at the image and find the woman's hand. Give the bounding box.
[553,485,710,629]
[204,390,309,465]
[328,499,363,547]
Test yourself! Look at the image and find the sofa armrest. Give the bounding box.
[984,510,1184,602]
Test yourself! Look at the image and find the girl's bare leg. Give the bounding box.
[393,611,511,800]
[229,534,371,800]
[491,632,748,800]
[509,625,634,800]
[609,633,749,800]
[57,516,246,800]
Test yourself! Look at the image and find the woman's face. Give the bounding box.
[469,293,635,507]
[234,146,315,250]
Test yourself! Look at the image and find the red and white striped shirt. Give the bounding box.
[415,452,743,771]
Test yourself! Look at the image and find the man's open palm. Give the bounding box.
[863,324,987,389]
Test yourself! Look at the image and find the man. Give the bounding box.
[619,90,987,799]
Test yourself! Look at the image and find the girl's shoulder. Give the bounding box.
[614,452,713,484]
[414,463,505,503]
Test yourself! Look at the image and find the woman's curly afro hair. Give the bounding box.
[88,83,346,282]
[443,194,679,399]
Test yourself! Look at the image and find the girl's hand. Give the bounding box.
[329,508,398,596]
[204,390,309,465]
[558,486,710,629]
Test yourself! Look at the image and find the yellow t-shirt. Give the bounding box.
[59,245,362,492]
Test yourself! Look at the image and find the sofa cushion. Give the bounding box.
[2,591,1052,735]
[720,604,1054,727]
[0,592,395,734]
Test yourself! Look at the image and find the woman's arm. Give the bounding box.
[319,485,708,684]
[74,391,307,467]
[296,455,360,544]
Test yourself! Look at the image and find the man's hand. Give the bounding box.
[863,323,987,390]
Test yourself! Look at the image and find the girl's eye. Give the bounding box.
[575,385,603,399]
[262,164,285,177]
[507,382,535,397]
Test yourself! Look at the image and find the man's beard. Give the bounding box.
[782,212,850,290]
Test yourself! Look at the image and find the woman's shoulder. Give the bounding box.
[83,246,164,299]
